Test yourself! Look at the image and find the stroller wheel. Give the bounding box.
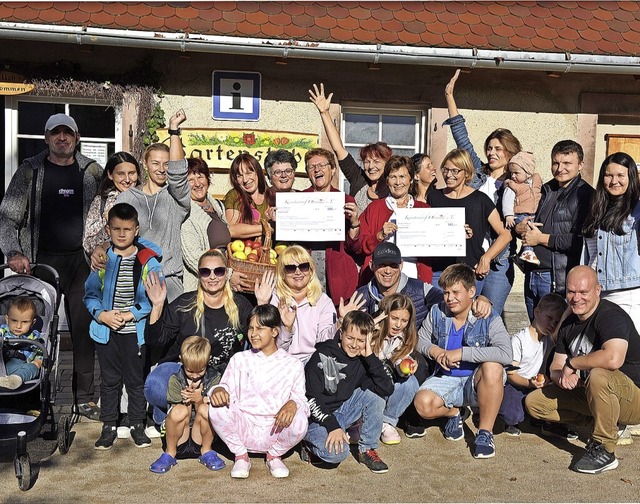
[15,453,32,491]
[57,415,71,455]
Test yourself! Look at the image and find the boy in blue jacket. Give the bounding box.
[84,203,162,450]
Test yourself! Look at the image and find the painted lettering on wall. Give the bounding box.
[159,128,319,171]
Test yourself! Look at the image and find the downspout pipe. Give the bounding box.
[1,22,639,75]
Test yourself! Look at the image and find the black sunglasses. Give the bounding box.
[283,262,311,274]
[198,266,227,278]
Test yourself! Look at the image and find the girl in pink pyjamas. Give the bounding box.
[209,304,309,479]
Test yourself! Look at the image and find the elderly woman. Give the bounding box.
[143,249,253,426]
[427,149,512,296]
[224,153,274,239]
[83,151,142,256]
[310,83,391,213]
[265,149,297,193]
[443,70,523,314]
[297,147,360,305]
[181,157,229,291]
[358,155,432,284]
[255,245,336,364]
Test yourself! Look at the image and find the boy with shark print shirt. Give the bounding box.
[303,310,394,473]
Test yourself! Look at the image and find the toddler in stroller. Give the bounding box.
[0,297,43,390]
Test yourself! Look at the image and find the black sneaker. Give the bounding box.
[358,449,388,474]
[130,423,152,448]
[541,422,578,441]
[573,440,618,474]
[75,402,101,421]
[405,423,427,438]
[504,424,521,437]
[94,424,117,450]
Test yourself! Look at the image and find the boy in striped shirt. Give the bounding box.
[84,203,162,450]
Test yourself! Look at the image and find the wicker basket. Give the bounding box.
[226,219,276,293]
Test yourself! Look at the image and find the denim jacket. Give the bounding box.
[417,302,512,366]
[582,202,640,292]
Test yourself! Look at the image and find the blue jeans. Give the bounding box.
[482,245,514,316]
[304,388,385,464]
[498,382,530,426]
[524,270,551,321]
[383,375,420,426]
[5,358,39,382]
[144,361,181,424]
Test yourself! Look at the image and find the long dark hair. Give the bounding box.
[98,151,142,199]
[229,153,271,223]
[583,152,640,237]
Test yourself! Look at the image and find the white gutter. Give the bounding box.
[1,22,639,75]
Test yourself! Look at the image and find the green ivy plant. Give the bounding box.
[143,96,166,147]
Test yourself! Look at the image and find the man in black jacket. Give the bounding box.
[516,140,594,320]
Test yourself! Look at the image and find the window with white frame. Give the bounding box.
[341,106,427,191]
[5,97,119,184]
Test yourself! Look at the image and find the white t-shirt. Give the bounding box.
[511,327,549,379]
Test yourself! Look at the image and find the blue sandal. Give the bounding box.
[199,450,226,471]
[149,452,177,474]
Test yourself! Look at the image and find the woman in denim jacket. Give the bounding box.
[443,70,522,315]
[582,152,640,331]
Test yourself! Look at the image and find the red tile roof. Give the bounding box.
[0,2,639,56]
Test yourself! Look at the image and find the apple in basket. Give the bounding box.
[269,249,277,260]
[232,250,247,260]
[231,240,245,253]
[246,253,259,262]
[274,243,288,256]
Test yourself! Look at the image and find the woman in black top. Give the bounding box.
[143,249,253,426]
[427,149,511,297]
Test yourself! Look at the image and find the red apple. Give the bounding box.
[536,373,545,383]
[399,357,415,375]
[246,253,259,262]
[244,239,254,248]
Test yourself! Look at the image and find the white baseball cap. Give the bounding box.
[44,113,78,133]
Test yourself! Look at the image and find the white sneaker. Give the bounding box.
[145,425,161,439]
[617,426,633,446]
[117,426,131,439]
[230,458,251,479]
[380,422,401,445]
[626,424,640,436]
[266,457,289,478]
[0,375,23,390]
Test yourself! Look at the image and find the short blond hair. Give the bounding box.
[180,336,211,370]
[441,149,475,184]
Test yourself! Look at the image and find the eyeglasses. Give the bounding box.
[198,266,227,278]
[272,168,294,177]
[307,162,331,172]
[440,167,463,176]
[283,262,311,274]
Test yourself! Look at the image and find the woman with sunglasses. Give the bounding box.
[143,249,253,427]
[255,245,336,364]
[357,155,432,285]
[427,149,511,294]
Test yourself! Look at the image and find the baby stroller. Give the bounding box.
[0,263,71,490]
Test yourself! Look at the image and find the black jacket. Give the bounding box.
[535,174,593,294]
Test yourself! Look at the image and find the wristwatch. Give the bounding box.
[168,128,181,136]
[565,356,577,371]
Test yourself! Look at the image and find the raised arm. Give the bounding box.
[309,83,348,161]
